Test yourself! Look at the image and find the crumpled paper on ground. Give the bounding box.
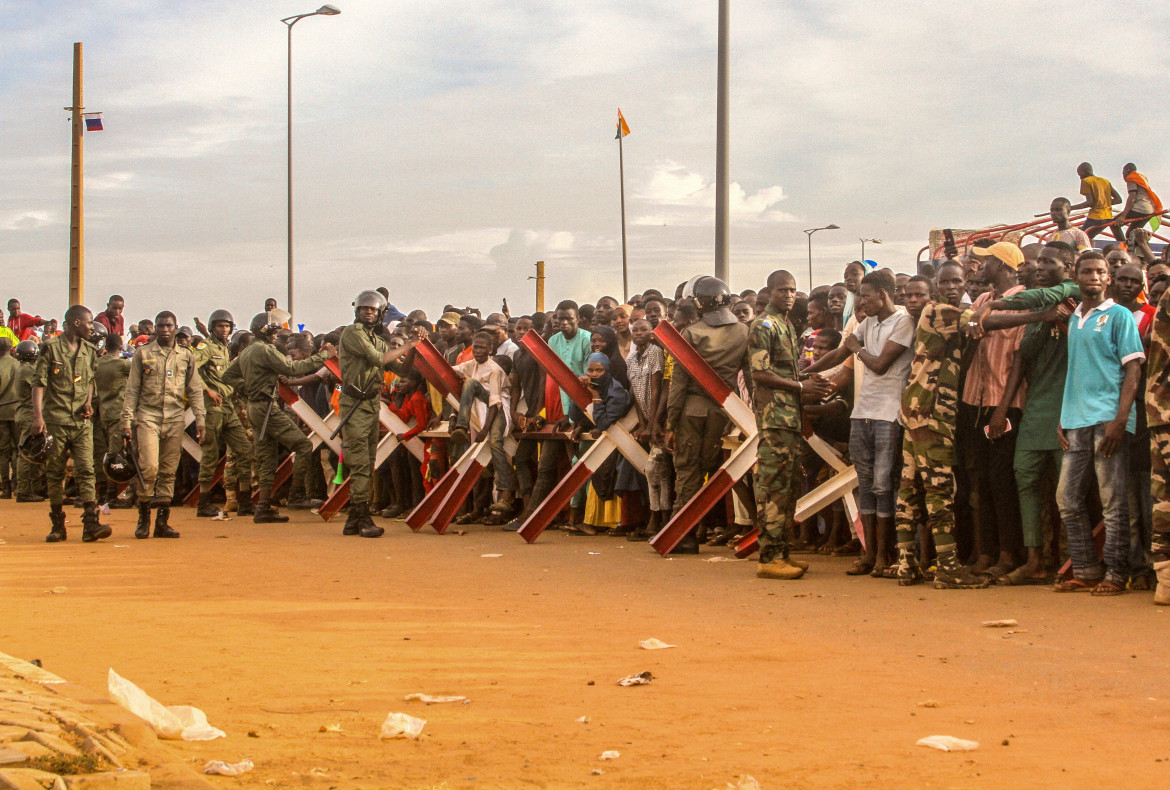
[379,712,426,739]
[599,750,620,760]
[639,638,675,650]
[108,668,225,740]
[404,693,468,704]
[618,671,654,686]
[204,760,254,776]
[916,735,979,752]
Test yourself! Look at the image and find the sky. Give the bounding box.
[2,0,1169,332]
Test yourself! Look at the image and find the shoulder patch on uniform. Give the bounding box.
[761,319,774,329]
[196,342,207,350]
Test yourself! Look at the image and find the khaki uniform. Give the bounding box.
[339,323,402,506]
[193,336,253,489]
[747,306,802,564]
[895,303,969,555]
[0,354,19,491]
[666,317,751,516]
[32,336,98,506]
[223,341,327,491]
[120,340,205,503]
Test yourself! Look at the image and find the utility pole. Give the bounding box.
[714,0,730,285]
[67,42,84,307]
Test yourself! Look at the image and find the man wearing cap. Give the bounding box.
[192,310,254,518]
[120,311,206,539]
[959,242,1028,580]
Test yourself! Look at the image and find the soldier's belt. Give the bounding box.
[342,383,381,400]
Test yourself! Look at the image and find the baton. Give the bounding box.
[328,382,380,440]
[127,434,148,490]
[257,382,280,442]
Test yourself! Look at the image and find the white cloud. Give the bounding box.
[633,161,796,226]
[0,210,59,231]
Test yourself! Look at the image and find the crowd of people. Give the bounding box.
[2,161,1168,606]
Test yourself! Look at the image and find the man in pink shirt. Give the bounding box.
[961,242,1028,580]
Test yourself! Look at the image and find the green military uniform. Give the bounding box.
[223,340,328,495]
[33,336,98,507]
[223,391,255,491]
[93,354,132,489]
[193,336,253,491]
[747,305,803,564]
[895,303,969,555]
[0,352,19,496]
[120,339,205,503]
[1145,287,1170,604]
[13,361,44,499]
[339,322,403,508]
[666,317,751,517]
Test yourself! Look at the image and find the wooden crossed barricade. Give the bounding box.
[403,338,504,533]
[315,357,425,521]
[514,331,649,543]
[648,321,861,557]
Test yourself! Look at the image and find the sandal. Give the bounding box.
[845,559,875,576]
[1091,581,1125,597]
[1053,577,1103,593]
[833,539,862,557]
[997,566,1051,586]
[878,564,899,579]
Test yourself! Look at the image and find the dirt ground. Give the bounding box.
[1,499,1167,789]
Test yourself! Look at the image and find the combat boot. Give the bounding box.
[356,503,384,538]
[756,555,805,580]
[135,504,152,539]
[896,548,924,586]
[17,493,46,503]
[787,556,810,571]
[81,502,112,542]
[196,492,222,518]
[1154,560,1170,606]
[342,504,362,536]
[253,502,289,523]
[0,478,11,499]
[933,552,990,589]
[489,490,515,514]
[236,487,255,517]
[669,529,700,555]
[224,485,238,512]
[46,506,67,543]
[153,504,180,538]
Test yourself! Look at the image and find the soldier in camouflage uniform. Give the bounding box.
[193,310,255,518]
[1146,283,1170,605]
[748,270,833,579]
[223,313,335,523]
[31,305,112,543]
[11,341,45,502]
[895,270,989,589]
[93,333,132,508]
[338,290,419,538]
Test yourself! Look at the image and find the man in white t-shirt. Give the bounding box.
[803,270,915,577]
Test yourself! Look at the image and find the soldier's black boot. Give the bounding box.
[355,502,384,538]
[46,506,67,543]
[81,501,112,542]
[196,491,221,518]
[253,490,289,523]
[342,503,362,535]
[135,503,152,539]
[236,486,255,517]
[153,504,180,538]
[1,477,12,499]
[668,528,700,555]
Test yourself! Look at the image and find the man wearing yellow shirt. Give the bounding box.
[1071,162,1123,242]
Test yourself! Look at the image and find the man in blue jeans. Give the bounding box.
[804,270,914,576]
[1054,250,1145,595]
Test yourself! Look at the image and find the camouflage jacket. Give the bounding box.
[900,303,971,440]
[1147,287,1170,429]
[747,306,801,433]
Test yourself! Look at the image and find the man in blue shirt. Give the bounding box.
[1055,250,1145,595]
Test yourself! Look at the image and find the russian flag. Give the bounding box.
[83,113,103,132]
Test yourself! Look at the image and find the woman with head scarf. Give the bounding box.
[564,352,631,535]
[590,325,629,390]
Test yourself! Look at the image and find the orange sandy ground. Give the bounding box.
[1,498,1167,789]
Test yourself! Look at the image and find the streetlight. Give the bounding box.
[803,224,840,290]
[860,237,882,265]
[282,4,340,326]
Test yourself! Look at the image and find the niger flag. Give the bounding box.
[615,109,630,139]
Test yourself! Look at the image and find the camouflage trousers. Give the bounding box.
[1150,427,1170,556]
[754,428,802,564]
[45,421,96,506]
[895,428,956,553]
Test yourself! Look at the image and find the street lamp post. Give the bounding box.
[282,4,340,327]
[803,224,840,291]
[860,237,882,265]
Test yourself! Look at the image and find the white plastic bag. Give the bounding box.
[403,693,467,704]
[107,668,225,741]
[379,712,426,740]
[204,760,254,776]
[916,735,979,752]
